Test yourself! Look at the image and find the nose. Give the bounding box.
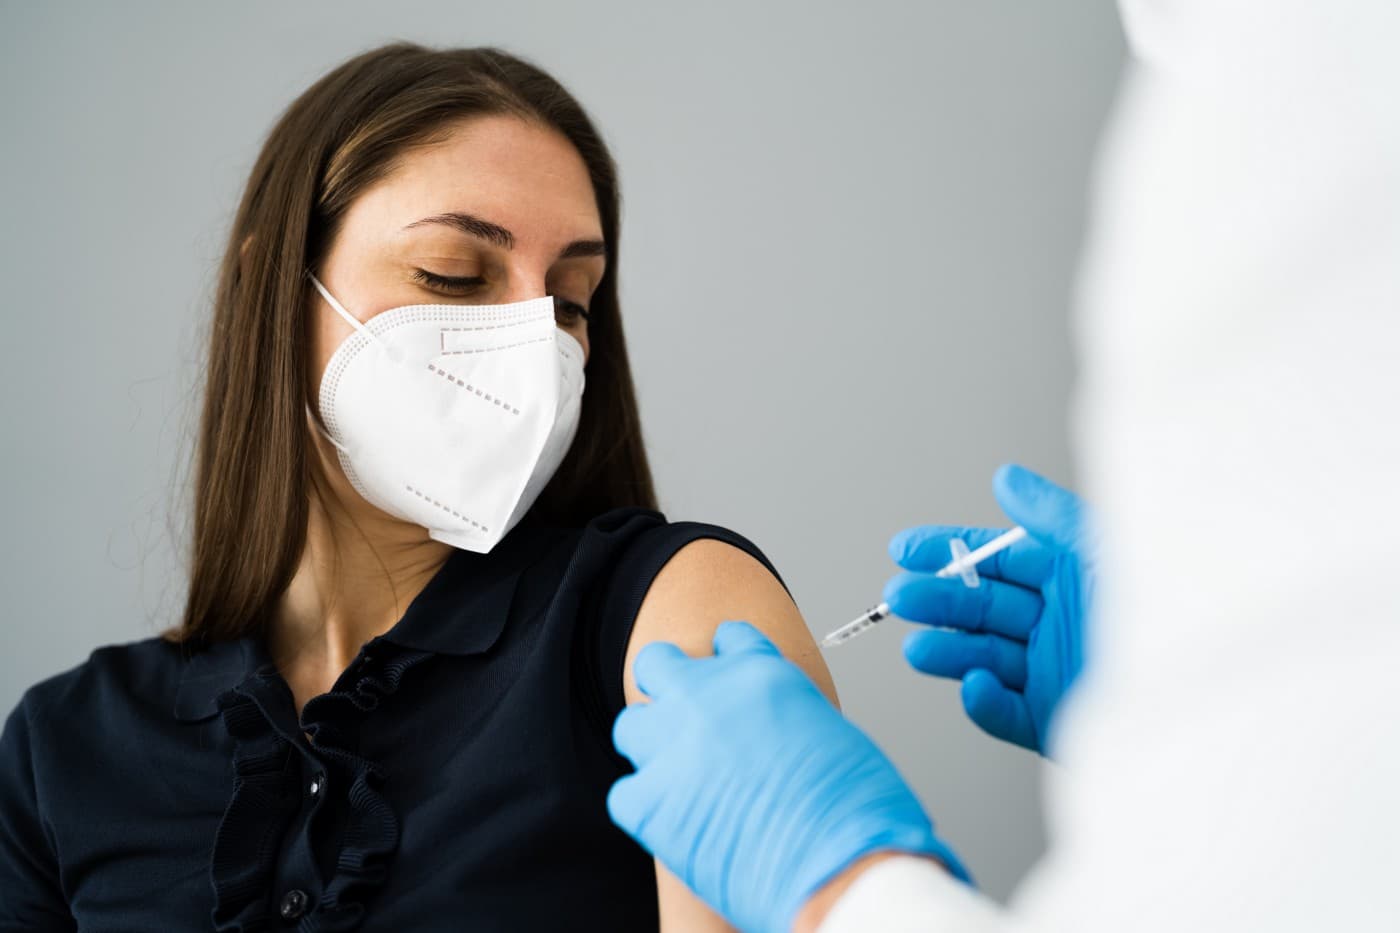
[498,258,552,305]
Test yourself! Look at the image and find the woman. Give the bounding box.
[0,43,835,931]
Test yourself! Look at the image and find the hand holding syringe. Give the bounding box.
[821,526,1028,648]
[818,464,1091,755]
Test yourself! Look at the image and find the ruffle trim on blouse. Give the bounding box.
[208,646,433,932]
[209,686,302,932]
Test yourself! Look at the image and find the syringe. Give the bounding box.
[820,526,1028,648]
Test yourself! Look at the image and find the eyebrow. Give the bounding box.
[403,212,606,260]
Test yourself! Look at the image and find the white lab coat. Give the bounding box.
[821,1,1400,930]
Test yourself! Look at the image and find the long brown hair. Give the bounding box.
[165,43,656,646]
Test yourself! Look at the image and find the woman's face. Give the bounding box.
[308,113,605,403]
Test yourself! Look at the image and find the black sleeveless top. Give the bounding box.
[0,508,782,932]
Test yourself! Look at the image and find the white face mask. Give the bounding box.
[307,273,586,553]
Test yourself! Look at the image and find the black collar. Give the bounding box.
[172,518,564,722]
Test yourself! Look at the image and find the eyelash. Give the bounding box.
[412,268,484,293]
[412,268,590,323]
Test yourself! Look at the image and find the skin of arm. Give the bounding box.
[622,538,840,933]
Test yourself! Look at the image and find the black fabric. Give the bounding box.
[0,507,779,932]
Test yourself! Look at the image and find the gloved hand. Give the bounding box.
[884,464,1093,756]
[608,622,969,933]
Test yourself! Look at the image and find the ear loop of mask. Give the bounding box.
[306,401,350,455]
[308,273,401,359]
[304,272,377,456]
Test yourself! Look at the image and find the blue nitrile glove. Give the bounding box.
[607,621,969,933]
[884,464,1093,756]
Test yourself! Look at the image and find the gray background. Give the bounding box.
[1,1,1123,902]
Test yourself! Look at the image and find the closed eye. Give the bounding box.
[412,268,485,293]
[554,296,591,325]
[414,267,589,326]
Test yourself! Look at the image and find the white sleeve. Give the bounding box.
[817,856,1003,933]
[824,1,1400,930]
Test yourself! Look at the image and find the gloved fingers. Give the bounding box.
[961,668,1038,752]
[606,771,659,844]
[712,620,783,657]
[992,464,1086,555]
[888,524,1053,588]
[883,570,1043,640]
[612,701,672,767]
[903,629,1028,690]
[632,641,695,699]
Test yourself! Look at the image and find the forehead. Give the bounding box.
[346,113,602,238]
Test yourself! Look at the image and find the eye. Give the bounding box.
[412,268,484,294]
[554,296,591,326]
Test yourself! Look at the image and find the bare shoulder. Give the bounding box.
[621,537,838,707]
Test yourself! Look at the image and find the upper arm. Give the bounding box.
[0,698,75,931]
[622,537,837,707]
[620,537,837,933]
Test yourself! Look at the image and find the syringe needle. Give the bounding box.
[821,526,1028,649]
[820,602,892,648]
